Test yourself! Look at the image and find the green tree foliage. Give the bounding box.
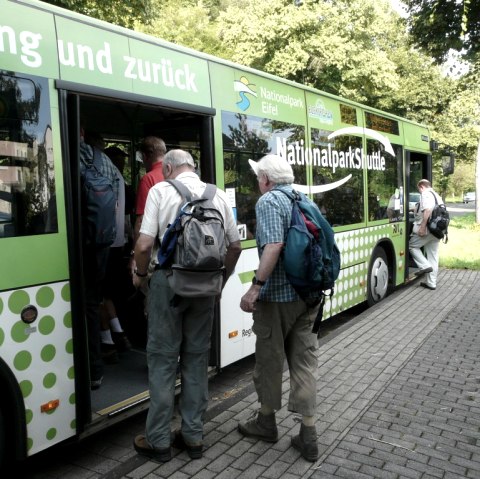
[134,0,225,56]
[43,0,152,28]
[434,81,480,163]
[405,0,480,62]
[215,0,453,119]
[217,0,405,105]
[376,46,455,125]
[448,162,476,198]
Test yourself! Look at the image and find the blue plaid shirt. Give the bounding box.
[256,184,299,302]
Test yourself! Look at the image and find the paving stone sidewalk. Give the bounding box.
[21,269,480,478]
[114,268,479,479]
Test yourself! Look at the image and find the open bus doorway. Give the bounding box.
[60,88,218,429]
[405,150,432,279]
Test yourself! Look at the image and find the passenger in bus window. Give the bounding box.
[80,127,120,390]
[238,154,320,462]
[409,179,442,290]
[131,149,241,463]
[99,146,134,362]
[386,189,401,222]
[128,136,166,279]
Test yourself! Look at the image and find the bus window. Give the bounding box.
[311,129,364,227]
[367,141,404,222]
[222,111,306,239]
[0,72,57,237]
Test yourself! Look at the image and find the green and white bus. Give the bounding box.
[0,0,433,467]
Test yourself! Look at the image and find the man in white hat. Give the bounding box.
[238,154,320,462]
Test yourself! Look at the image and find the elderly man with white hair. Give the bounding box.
[132,149,241,463]
[238,154,320,462]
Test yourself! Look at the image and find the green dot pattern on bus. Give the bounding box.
[325,225,403,316]
[0,282,75,457]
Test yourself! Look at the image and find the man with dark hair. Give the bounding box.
[129,136,166,275]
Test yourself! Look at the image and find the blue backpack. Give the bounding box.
[277,189,341,334]
[80,147,117,247]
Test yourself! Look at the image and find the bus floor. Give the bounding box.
[91,347,148,412]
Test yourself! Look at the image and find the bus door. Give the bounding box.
[58,83,217,433]
[405,150,432,277]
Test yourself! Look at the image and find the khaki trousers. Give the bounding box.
[252,300,319,416]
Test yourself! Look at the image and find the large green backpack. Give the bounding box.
[278,189,341,334]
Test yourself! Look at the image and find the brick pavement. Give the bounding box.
[22,269,480,478]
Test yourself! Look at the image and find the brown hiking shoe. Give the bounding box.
[291,424,319,462]
[172,430,203,459]
[133,435,171,463]
[238,411,278,442]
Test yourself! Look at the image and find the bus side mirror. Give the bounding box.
[442,152,455,176]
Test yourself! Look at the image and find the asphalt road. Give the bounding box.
[445,201,476,217]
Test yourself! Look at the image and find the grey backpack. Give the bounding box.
[163,179,227,297]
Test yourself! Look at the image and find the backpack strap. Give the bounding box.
[92,147,103,169]
[167,179,218,204]
[202,183,217,201]
[80,146,105,177]
[272,188,305,209]
[273,188,296,200]
[166,179,193,203]
[430,190,445,206]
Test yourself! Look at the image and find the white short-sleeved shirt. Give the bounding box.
[414,187,443,224]
[140,171,240,249]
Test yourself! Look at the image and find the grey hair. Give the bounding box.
[164,149,195,169]
[255,154,294,184]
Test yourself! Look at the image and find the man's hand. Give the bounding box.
[418,224,428,236]
[240,285,261,312]
[239,242,283,312]
[128,257,136,276]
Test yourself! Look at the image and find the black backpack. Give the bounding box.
[427,192,449,243]
[80,148,117,247]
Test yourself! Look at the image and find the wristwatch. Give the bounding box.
[252,276,266,286]
[134,268,148,278]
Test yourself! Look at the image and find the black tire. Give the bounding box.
[0,405,5,471]
[367,247,390,306]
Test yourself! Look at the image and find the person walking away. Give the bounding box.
[132,149,241,462]
[238,154,320,462]
[409,179,442,290]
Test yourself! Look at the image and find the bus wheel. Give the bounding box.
[367,248,390,306]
